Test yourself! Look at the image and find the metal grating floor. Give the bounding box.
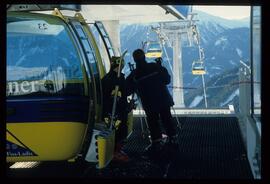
[7,117,253,179]
[82,116,253,179]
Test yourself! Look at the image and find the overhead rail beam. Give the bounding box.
[70,5,186,24]
[160,5,187,20]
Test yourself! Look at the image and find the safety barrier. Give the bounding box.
[133,107,234,116]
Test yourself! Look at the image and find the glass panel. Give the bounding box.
[6,15,84,97]
[148,43,161,51]
[71,22,99,76]
[70,21,102,103]
[95,22,115,58]
[90,24,111,73]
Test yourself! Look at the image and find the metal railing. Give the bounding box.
[133,107,234,116]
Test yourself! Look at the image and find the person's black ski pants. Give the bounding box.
[145,106,177,141]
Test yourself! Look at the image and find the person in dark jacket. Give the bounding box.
[126,49,178,156]
[101,56,130,162]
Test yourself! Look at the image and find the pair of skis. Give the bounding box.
[109,50,127,130]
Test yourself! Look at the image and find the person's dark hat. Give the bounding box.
[132,49,145,63]
[110,56,125,69]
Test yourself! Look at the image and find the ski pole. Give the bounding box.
[171,106,182,129]
[128,62,150,138]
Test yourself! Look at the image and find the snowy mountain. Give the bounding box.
[184,67,239,108]
[194,10,250,29]
[120,10,250,108]
[183,26,250,88]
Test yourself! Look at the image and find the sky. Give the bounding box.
[193,6,250,20]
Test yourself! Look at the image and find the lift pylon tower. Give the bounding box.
[159,20,194,108]
[156,11,201,108]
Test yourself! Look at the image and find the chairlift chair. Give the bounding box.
[192,61,206,75]
[145,41,162,58]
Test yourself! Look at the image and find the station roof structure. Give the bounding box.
[75,5,189,23]
[7,4,191,23]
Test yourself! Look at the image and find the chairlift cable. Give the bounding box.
[190,23,208,108]
[202,74,208,108]
[155,28,172,71]
[195,24,208,107]
[161,42,173,72]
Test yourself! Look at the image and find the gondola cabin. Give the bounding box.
[145,41,162,58]
[6,5,133,168]
[192,61,206,75]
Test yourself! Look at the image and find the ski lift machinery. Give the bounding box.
[6,4,133,169]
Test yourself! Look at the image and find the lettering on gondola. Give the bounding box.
[6,141,37,157]
[7,66,82,96]
[7,81,40,95]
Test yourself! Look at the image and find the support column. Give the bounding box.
[239,67,261,178]
[238,67,250,146]
[101,20,121,56]
[239,67,251,116]
[173,33,185,107]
